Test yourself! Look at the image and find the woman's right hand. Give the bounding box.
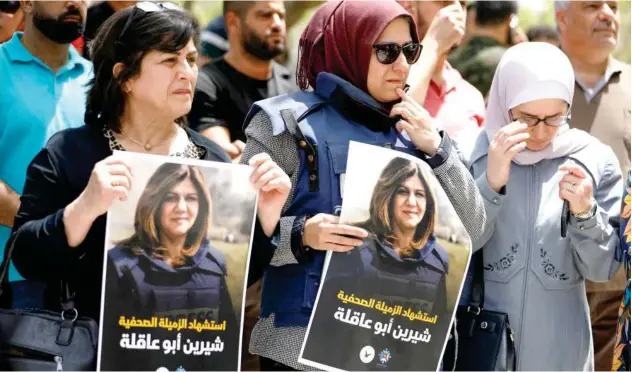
[302,214,369,252]
[79,156,133,219]
[486,122,530,192]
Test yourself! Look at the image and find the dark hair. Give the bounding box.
[84,6,200,132]
[223,1,257,18]
[527,24,560,43]
[117,163,211,267]
[475,1,518,26]
[357,157,436,256]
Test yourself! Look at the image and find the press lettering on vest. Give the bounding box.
[155,307,220,324]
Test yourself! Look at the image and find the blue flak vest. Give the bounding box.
[108,241,232,324]
[328,236,449,315]
[246,72,428,327]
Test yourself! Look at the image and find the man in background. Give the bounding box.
[403,0,486,137]
[81,0,136,58]
[463,1,477,45]
[555,1,630,370]
[188,2,298,370]
[449,1,519,99]
[0,1,23,43]
[527,24,560,46]
[188,1,296,162]
[0,1,92,298]
[198,15,229,67]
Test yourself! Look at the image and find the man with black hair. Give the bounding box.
[188,0,296,162]
[0,1,92,287]
[448,1,519,99]
[80,1,136,59]
[188,2,297,371]
[527,24,560,46]
[198,15,229,67]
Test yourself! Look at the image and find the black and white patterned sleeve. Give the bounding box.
[425,133,487,245]
[240,110,302,266]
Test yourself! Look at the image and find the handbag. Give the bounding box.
[443,251,517,371]
[0,231,98,371]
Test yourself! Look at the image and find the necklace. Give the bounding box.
[120,127,179,152]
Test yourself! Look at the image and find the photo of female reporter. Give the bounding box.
[302,148,471,372]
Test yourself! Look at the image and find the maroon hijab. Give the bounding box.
[297,1,419,95]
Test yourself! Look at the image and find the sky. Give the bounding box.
[518,0,548,13]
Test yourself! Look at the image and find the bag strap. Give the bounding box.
[467,250,485,313]
[0,230,75,312]
[506,324,517,371]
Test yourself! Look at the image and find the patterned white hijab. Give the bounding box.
[484,42,592,165]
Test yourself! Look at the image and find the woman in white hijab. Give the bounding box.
[456,42,623,370]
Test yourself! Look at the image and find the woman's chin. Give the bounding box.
[167,103,192,120]
[163,229,190,240]
[375,94,399,104]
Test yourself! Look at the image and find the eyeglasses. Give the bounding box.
[372,42,422,65]
[118,2,182,43]
[509,109,571,127]
[0,1,20,14]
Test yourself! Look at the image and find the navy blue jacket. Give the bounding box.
[248,73,428,328]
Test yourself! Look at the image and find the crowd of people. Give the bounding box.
[0,0,629,371]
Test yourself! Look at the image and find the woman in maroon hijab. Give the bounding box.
[240,1,485,370]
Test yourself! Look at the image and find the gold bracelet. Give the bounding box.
[571,199,596,219]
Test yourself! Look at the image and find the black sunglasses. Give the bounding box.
[117,1,182,43]
[0,1,20,14]
[372,42,422,65]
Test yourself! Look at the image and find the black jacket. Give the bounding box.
[8,125,272,321]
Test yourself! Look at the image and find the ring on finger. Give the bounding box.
[112,180,121,187]
[566,182,574,192]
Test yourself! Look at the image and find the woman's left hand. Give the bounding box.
[558,163,595,215]
[390,88,442,156]
[249,153,292,237]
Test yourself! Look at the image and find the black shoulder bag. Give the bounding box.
[443,250,517,371]
[0,231,98,371]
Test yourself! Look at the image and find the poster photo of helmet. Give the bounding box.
[97,151,257,372]
[299,141,471,372]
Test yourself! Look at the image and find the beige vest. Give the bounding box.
[570,58,630,292]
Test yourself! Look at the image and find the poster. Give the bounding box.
[97,151,257,372]
[299,142,471,371]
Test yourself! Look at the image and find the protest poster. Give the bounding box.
[299,141,472,372]
[97,151,257,372]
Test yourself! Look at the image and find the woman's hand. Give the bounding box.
[79,156,133,219]
[64,155,132,247]
[390,88,442,156]
[302,214,368,252]
[486,122,529,192]
[249,153,291,237]
[558,163,595,216]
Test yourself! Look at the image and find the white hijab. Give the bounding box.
[485,42,592,165]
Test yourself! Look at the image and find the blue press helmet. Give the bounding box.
[200,15,229,59]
